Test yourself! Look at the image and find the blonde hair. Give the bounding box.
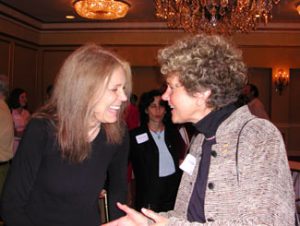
[34,44,132,163]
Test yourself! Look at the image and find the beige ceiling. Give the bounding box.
[0,0,300,30]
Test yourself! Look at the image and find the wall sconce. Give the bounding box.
[274,68,289,95]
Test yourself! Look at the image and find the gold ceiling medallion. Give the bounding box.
[73,0,130,20]
[154,0,281,35]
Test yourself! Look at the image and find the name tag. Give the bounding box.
[180,154,196,175]
[135,133,149,144]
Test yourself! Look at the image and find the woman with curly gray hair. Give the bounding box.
[104,35,295,226]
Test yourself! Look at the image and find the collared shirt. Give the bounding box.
[150,130,176,177]
[0,99,14,161]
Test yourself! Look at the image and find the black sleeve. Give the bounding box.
[1,119,47,226]
[129,131,143,186]
[129,130,146,180]
[106,130,129,220]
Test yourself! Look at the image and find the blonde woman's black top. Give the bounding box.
[1,118,129,226]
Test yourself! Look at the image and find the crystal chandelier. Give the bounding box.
[73,0,130,20]
[154,0,281,35]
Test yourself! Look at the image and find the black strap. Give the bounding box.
[235,117,257,185]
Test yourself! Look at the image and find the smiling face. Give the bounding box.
[162,74,213,124]
[92,67,128,125]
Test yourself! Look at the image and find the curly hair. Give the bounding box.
[158,34,248,109]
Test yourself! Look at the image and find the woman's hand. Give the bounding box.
[102,203,149,226]
[141,208,169,226]
[102,203,170,226]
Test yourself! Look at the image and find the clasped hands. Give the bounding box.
[103,202,169,226]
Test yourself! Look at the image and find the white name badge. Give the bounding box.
[179,154,197,176]
[135,133,149,144]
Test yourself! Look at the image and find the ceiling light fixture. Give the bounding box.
[154,0,281,35]
[65,15,75,19]
[73,0,130,20]
[296,2,300,15]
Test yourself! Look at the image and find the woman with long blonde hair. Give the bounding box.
[1,44,132,226]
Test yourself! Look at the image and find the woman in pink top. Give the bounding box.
[8,88,31,154]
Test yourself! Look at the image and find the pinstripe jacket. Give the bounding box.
[160,105,295,226]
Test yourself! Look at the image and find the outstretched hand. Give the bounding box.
[102,203,148,226]
[102,203,169,226]
[141,208,169,226]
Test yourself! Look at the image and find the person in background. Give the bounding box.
[177,122,196,163]
[104,34,295,225]
[46,84,54,101]
[0,75,14,196]
[158,84,196,163]
[8,88,31,153]
[125,94,140,131]
[124,93,140,207]
[243,83,270,120]
[130,89,185,212]
[1,43,132,226]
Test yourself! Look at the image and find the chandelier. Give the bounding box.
[154,0,281,35]
[73,0,130,20]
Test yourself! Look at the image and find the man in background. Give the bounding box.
[0,74,14,195]
[125,94,140,130]
[243,83,270,120]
